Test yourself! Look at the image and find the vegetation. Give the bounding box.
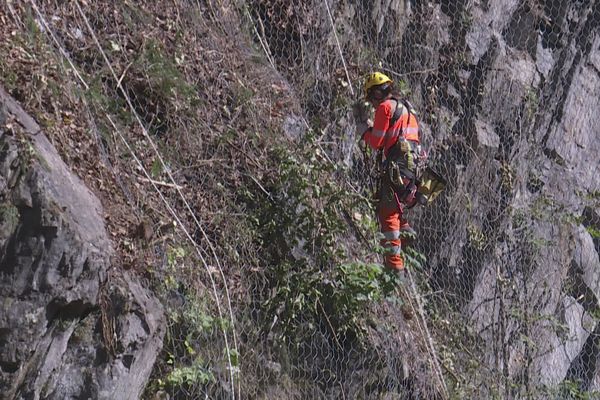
[2,1,599,399]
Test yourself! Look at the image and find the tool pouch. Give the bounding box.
[416,167,446,204]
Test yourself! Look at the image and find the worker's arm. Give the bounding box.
[355,121,372,140]
[363,101,392,150]
[353,101,372,141]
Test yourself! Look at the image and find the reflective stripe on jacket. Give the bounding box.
[363,99,420,155]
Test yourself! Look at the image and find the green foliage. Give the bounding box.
[0,56,19,91]
[150,158,163,178]
[527,172,544,193]
[132,39,198,112]
[85,79,133,130]
[531,194,562,221]
[244,131,418,343]
[85,38,201,138]
[459,9,474,30]
[167,245,186,264]
[255,133,359,302]
[586,226,600,239]
[264,260,402,343]
[231,81,255,107]
[0,202,20,233]
[335,262,395,304]
[467,223,487,251]
[324,262,399,332]
[402,246,427,270]
[525,88,539,120]
[23,7,45,50]
[545,379,600,400]
[160,358,215,390]
[263,260,323,341]
[16,133,38,166]
[586,190,600,201]
[395,78,412,97]
[252,131,356,266]
[500,161,515,191]
[148,244,227,396]
[178,297,217,335]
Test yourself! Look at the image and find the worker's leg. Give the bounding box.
[397,178,417,245]
[377,185,403,270]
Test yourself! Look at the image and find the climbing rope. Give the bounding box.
[324,0,355,97]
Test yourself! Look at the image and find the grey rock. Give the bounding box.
[265,360,282,376]
[573,226,600,302]
[474,120,500,150]
[536,35,555,78]
[412,0,600,395]
[0,86,165,400]
[282,114,306,141]
[480,47,540,132]
[532,296,595,386]
[544,50,600,192]
[466,0,520,63]
[591,35,600,72]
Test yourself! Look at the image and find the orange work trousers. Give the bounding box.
[377,182,411,270]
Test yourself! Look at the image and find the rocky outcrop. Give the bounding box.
[285,0,599,395]
[0,87,165,400]
[254,0,600,395]
[403,0,600,395]
[465,0,599,391]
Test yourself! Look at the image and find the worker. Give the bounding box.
[354,72,424,271]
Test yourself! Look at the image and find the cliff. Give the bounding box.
[0,0,599,399]
[0,88,165,399]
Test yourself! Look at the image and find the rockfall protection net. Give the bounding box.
[12,0,600,399]
[238,1,600,399]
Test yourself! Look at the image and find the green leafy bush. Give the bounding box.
[160,359,215,390]
[246,131,412,343]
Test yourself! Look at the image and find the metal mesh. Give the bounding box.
[238,1,600,399]
[4,0,600,399]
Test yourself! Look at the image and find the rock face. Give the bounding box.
[466,0,599,391]
[0,87,165,400]
[303,0,600,395]
[395,0,600,395]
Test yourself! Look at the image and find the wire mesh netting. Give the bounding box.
[2,0,600,399]
[238,1,600,399]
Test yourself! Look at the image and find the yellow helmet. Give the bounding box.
[364,72,393,98]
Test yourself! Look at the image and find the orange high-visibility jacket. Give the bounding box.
[363,98,420,155]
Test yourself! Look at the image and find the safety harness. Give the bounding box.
[380,98,427,207]
[388,98,423,163]
[389,97,413,128]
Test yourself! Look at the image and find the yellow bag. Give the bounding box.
[417,167,446,204]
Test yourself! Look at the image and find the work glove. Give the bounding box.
[355,120,372,139]
[352,100,371,123]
